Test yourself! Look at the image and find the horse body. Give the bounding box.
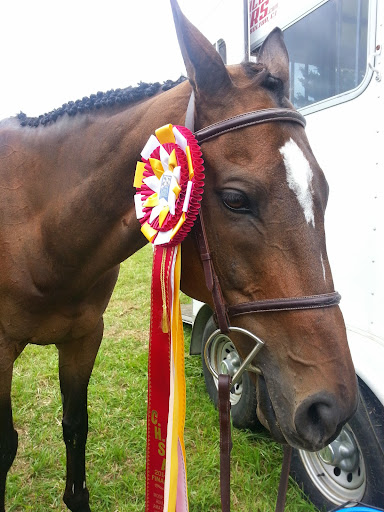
[0,83,192,340]
[0,1,357,510]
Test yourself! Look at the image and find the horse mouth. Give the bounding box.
[256,375,287,445]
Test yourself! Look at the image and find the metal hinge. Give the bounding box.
[369,45,382,82]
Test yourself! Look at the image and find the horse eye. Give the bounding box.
[222,190,251,213]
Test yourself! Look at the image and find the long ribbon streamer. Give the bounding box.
[146,245,188,512]
[135,123,203,512]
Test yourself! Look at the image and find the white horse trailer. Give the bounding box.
[183,0,384,508]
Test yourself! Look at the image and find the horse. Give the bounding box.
[0,1,358,510]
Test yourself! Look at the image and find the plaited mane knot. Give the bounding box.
[17,76,187,128]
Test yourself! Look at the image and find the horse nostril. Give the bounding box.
[294,393,341,450]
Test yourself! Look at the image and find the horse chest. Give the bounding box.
[0,223,119,345]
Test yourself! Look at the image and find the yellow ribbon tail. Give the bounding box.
[164,245,189,512]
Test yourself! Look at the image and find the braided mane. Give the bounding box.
[18,77,187,128]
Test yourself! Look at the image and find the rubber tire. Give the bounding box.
[290,378,384,510]
[201,316,261,431]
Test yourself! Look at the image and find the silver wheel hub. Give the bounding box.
[220,349,241,376]
[299,424,366,505]
[318,428,359,473]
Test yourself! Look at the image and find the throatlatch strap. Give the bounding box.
[218,374,232,512]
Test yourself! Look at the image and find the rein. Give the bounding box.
[185,93,341,512]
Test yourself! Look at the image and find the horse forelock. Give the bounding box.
[17,76,187,128]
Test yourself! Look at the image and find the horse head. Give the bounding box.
[171,0,358,452]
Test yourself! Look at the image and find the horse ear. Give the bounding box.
[257,28,290,97]
[170,0,232,97]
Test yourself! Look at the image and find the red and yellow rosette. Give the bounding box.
[134,124,204,512]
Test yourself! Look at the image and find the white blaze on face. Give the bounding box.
[320,252,326,282]
[279,138,315,226]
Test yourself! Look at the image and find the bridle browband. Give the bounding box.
[186,97,341,334]
[195,107,307,144]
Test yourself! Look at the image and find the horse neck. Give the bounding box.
[40,81,192,274]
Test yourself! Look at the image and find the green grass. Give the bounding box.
[7,245,317,511]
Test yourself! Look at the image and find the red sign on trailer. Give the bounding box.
[249,0,279,34]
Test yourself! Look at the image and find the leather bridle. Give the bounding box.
[185,94,341,512]
[189,100,341,335]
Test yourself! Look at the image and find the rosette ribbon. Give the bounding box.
[133,124,204,512]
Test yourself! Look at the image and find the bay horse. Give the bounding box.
[0,1,357,510]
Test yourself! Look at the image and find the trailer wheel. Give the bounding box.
[291,378,384,509]
[201,316,261,430]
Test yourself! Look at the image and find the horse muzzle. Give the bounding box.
[257,368,359,452]
[204,323,358,451]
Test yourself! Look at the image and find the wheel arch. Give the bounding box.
[189,303,213,355]
[348,327,384,409]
